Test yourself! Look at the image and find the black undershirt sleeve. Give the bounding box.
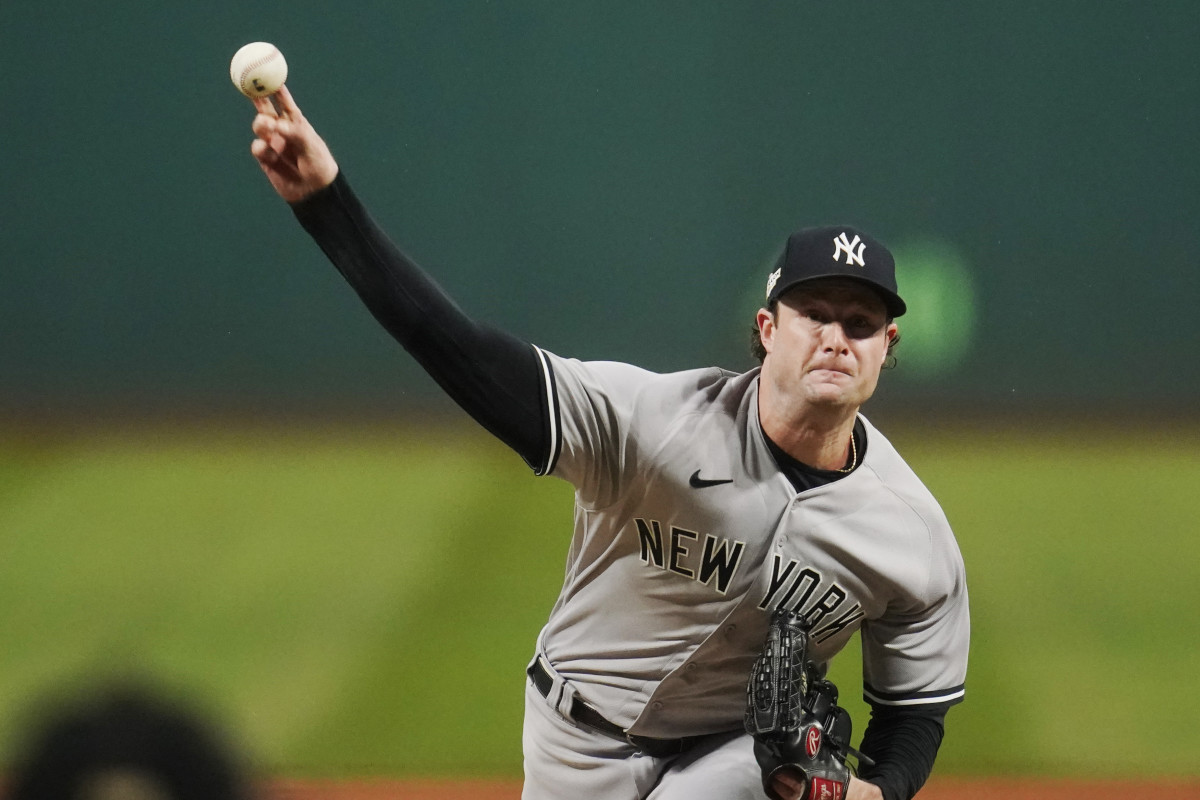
[856,704,947,800]
[289,173,550,471]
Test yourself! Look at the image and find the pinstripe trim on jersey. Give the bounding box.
[863,682,966,708]
[533,346,562,477]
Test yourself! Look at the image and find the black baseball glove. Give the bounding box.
[745,609,863,800]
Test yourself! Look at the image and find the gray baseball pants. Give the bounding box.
[521,672,769,799]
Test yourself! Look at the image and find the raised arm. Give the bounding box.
[245,88,552,472]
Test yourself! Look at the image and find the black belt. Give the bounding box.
[527,658,709,758]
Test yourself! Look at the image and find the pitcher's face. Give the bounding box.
[757,279,897,412]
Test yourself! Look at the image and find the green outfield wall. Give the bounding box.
[2,3,1197,414]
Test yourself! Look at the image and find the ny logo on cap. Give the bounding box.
[832,232,866,267]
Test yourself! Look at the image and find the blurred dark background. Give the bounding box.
[2,2,1197,420]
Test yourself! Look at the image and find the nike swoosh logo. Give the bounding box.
[689,469,733,488]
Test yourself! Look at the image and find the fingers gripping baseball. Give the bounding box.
[249,86,339,203]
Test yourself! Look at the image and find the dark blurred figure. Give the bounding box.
[3,684,254,800]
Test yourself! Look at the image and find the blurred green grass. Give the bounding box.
[0,421,1196,778]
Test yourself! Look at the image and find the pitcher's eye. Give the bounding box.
[843,316,871,334]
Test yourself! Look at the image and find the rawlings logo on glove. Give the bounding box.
[745,609,866,800]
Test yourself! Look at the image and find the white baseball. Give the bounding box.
[230,42,288,98]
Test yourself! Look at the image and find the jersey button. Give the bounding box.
[651,701,664,711]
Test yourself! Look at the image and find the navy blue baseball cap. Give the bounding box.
[765,226,906,317]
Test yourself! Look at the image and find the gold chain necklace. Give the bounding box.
[837,432,858,473]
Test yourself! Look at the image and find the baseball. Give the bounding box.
[230,42,288,98]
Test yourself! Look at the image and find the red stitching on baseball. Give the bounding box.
[238,47,281,94]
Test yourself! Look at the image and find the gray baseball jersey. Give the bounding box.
[285,173,965,797]
[531,349,968,740]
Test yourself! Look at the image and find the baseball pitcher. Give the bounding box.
[245,86,968,800]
